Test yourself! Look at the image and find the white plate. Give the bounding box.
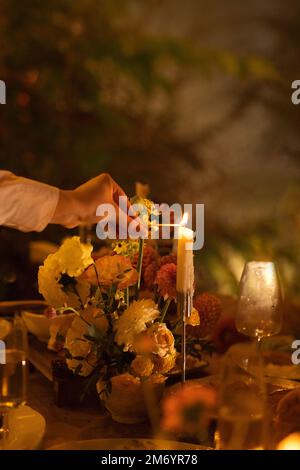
[2,405,46,450]
[264,364,300,381]
[0,319,11,340]
[49,438,209,451]
[189,374,300,390]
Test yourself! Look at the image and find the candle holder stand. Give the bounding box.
[177,290,193,383]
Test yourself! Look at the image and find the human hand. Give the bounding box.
[51,173,140,233]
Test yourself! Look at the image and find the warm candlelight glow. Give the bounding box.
[176,213,194,294]
[277,433,300,450]
[181,212,189,227]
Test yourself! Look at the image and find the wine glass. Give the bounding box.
[236,261,283,343]
[217,343,267,450]
[0,315,28,449]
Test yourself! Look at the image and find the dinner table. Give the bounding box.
[3,295,300,450]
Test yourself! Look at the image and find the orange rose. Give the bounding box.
[80,255,138,289]
[131,355,154,377]
[134,323,175,358]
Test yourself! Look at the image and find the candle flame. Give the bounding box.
[277,433,300,450]
[180,212,189,227]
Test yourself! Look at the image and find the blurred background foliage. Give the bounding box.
[0,0,299,300]
[0,0,279,186]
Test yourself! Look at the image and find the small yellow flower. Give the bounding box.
[130,195,158,227]
[113,240,139,259]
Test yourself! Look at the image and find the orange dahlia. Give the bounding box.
[133,245,157,272]
[159,255,177,267]
[155,263,177,300]
[193,292,222,336]
[212,316,248,353]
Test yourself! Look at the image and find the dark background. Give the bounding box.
[0,0,300,299]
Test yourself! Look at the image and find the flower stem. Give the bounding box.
[125,287,130,306]
[135,238,144,300]
[160,298,172,323]
[71,283,85,310]
[92,263,104,305]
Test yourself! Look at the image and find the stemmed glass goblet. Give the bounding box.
[217,343,267,450]
[236,261,283,343]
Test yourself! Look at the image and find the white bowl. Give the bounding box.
[22,311,52,342]
[21,311,74,342]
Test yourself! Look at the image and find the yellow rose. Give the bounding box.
[152,352,176,374]
[131,355,154,377]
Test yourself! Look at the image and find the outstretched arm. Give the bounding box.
[0,171,134,232]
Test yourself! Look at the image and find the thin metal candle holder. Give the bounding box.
[177,290,193,383]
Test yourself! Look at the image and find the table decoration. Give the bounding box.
[176,214,194,382]
[22,310,75,343]
[277,433,300,450]
[37,237,175,421]
[36,199,219,423]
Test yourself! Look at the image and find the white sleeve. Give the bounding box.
[0,171,59,232]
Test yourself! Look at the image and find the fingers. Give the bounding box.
[112,180,133,214]
[110,177,147,237]
[70,173,148,237]
[113,201,147,238]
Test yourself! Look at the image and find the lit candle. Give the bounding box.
[277,433,300,450]
[176,214,194,294]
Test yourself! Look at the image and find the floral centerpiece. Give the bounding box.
[38,200,221,423]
